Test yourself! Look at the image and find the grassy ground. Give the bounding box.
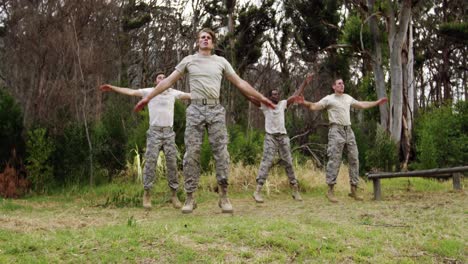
[0,164,466,263]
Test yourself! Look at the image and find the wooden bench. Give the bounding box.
[366,166,467,200]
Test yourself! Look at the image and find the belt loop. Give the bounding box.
[202,98,207,105]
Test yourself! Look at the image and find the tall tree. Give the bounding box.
[413,0,467,108]
[366,0,389,129]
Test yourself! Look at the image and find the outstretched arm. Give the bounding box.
[246,96,261,107]
[99,84,143,97]
[286,94,301,107]
[134,70,183,112]
[226,73,275,109]
[293,95,324,111]
[352,97,388,109]
[293,72,314,96]
[286,72,314,107]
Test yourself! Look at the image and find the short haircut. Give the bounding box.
[153,71,165,80]
[333,78,343,86]
[268,89,279,97]
[198,28,216,45]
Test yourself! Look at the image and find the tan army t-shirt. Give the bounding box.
[175,53,236,99]
[317,94,358,126]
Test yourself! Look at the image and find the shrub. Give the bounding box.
[229,126,263,166]
[0,161,29,198]
[415,101,468,169]
[52,123,88,186]
[25,128,55,193]
[365,125,399,172]
[98,96,133,177]
[126,109,149,161]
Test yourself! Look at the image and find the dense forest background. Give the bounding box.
[0,0,466,195]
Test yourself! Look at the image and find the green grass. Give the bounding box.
[0,175,466,263]
[0,199,31,211]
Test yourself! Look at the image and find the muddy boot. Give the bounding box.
[171,189,182,209]
[143,189,152,210]
[291,184,303,201]
[348,185,363,201]
[218,185,234,213]
[326,184,338,203]
[181,192,197,214]
[253,185,264,203]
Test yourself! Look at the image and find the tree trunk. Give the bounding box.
[72,17,94,186]
[367,0,389,130]
[82,93,94,187]
[401,18,414,171]
[389,46,403,143]
[464,54,468,100]
[226,0,236,125]
[387,0,412,146]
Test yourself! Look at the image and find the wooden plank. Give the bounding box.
[367,166,468,179]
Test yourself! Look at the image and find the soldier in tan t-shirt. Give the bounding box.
[133,28,275,214]
[295,78,387,202]
[246,73,314,203]
[100,72,190,210]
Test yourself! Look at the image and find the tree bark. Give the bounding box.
[387,0,412,145]
[367,0,389,130]
[226,0,236,125]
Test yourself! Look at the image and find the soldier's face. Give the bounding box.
[270,90,280,103]
[198,32,214,51]
[333,79,344,94]
[155,74,165,85]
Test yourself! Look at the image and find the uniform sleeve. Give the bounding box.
[279,100,288,110]
[221,57,236,77]
[348,95,358,105]
[317,96,329,108]
[139,88,154,98]
[175,55,192,75]
[171,89,190,99]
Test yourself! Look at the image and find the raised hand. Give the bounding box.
[293,95,305,105]
[295,72,314,96]
[99,84,113,92]
[377,97,388,105]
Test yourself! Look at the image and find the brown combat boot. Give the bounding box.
[253,185,264,203]
[143,189,152,210]
[181,192,197,214]
[171,189,182,209]
[291,184,303,201]
[326,184,338,203]
[349,185,363,201]
[218,185,234,213]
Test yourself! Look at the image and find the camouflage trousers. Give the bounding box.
[256,133,298,186]
[143,126,179,191]
[326,124,359,186]
[183,104,230,193]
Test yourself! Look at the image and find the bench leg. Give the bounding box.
[373,178,381,200]
[453,173,463,191]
